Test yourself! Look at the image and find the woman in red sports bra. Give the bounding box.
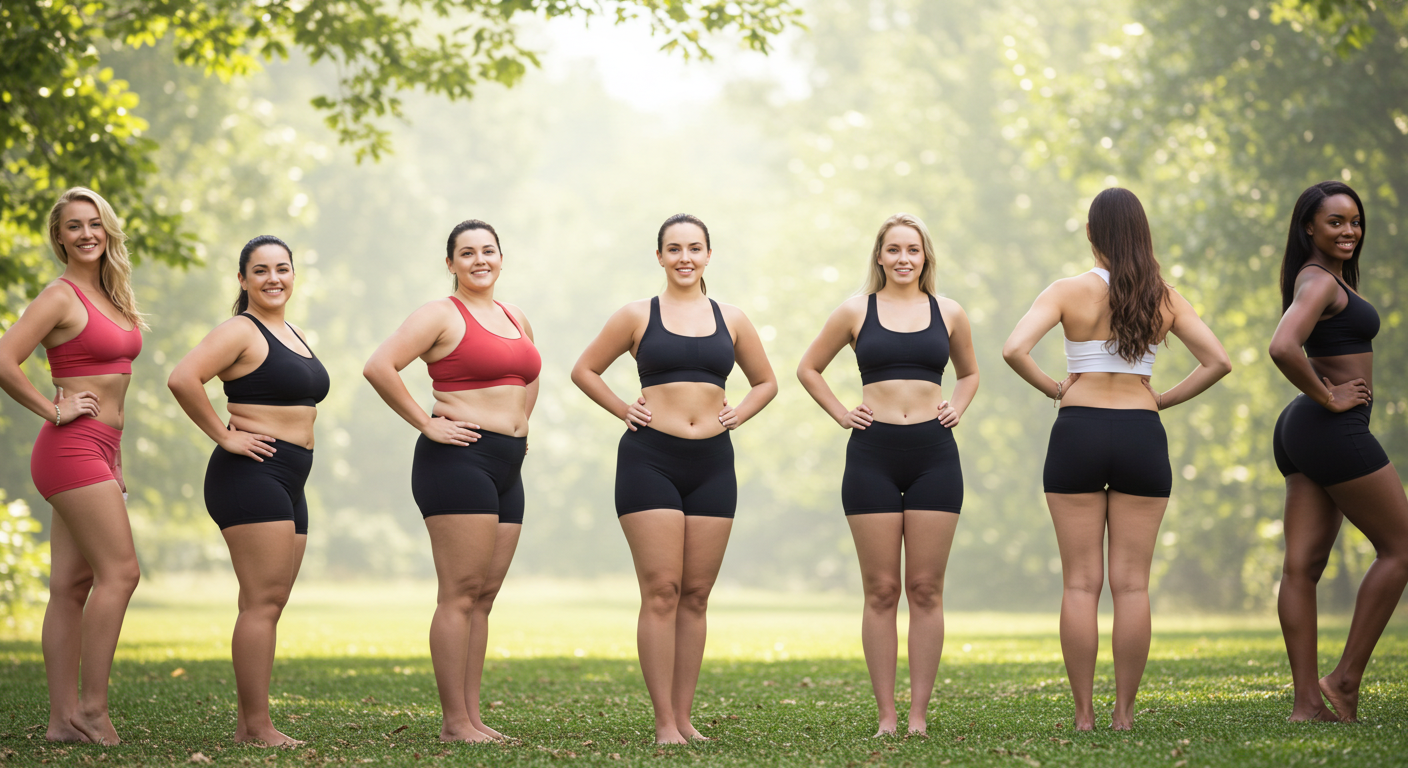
[0,188,145,746]
[364,219,539,743]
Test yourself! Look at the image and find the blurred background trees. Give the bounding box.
[1,0,1404,614]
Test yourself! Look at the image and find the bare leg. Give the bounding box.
[1319,463,1408,722]
[1277,473,1341,722]
[847,513,904,736]
[1046,491,1108,732]
[672,515,733,740]
[225,522,304,746]
[620,509,688,744]
[425,514,500,743]
[465,523,521,740]
[1105,491,1167,730]
[42,512,93,742]
[902,510,959,735]
[46,481,140,745]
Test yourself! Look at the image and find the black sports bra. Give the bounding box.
[636,297,734,389]
[1300,264,1378,358]
[855,293,948,386]
[224,314,330,407]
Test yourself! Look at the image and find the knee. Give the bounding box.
[1107,575,1149,599]
[678,584,712,615]
[472,584,503,617]
[864,580,903,613]
[102,561,141,596]
[640,579,681,615]
[1063,571,1103,598]
[1283,553,1331,583]
[905,578,944,612]
[440,578,488,616]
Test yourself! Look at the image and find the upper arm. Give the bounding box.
[575,302,646,375]
[0,284,76,366]
[1004,282,1065,357]
[1166,289,1229,367]
[1271,271,1340,352]
[368,301,453,373]
[170,318,256,386]
[720,303,776,387]
[798,297,864,376]
[939,297,978,378]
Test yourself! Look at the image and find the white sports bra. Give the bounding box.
[1064,268,1157,375]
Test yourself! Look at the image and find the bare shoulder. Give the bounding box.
[34,279,81,309]
[497,300,529,323]
[715,300,757,327]
[613,298,652,321]
[934,294,966,316]
[834,294,868,320]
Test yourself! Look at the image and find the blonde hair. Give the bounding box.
[47,187,146,329]
[861,213,938,296]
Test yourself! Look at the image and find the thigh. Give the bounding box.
[1325,463,1408,557]
[46,509,93,591]
[413,437,501,516]
[222,521,301,596]
[902,510,959,583]
[425,514,502,593]
[205,449,298,529]
[904,436,963,513]
[48,481,135,574]
[481,523,523,596]
[497,472,526,526]
[1282,473,1342,570]
[1043,416,1107,495]
[680,516,734,592]
[843,434,904,515]
[620,509,687,586]
[680,452,737,519]
[1104,491,1168,588]
[848,513,904,589]
[1046,492,1109,586]
[615,435,684,516]
[1108,421,1171,498]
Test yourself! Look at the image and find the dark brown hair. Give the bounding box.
[1278,181,1364,312]
[446,219,501,291]
[657,213,710,295]
[1087,188,1170,364]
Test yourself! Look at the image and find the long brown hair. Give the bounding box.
[1087,188,1169,364]
[46,187,146,329]
[862,213,937,296]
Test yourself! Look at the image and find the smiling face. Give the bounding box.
[656,222,710,289]
[57,200,108,266]
[877,225,924,287]
[1306,194,1362,263]
[447,228,501,293]
[239,244,295,312]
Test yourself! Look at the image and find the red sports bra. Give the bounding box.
[46,278,143,377]
[427,297,540,391]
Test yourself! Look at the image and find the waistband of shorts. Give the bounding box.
[1291,392,1372,416]
[1056,405,1161,422]
[267,438,314,457]
[42,416,123,443]
[849,418,953,449]
[417,427,526,458]
[623,425,732,456]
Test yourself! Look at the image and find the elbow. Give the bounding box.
[569,363,591,392]
[1212,355,1233,380]
[1000,344,1023,368]
[361,358,383,385]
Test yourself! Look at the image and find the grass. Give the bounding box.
[1,578,1406,767]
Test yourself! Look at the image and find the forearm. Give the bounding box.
[0,364,58,422]
[797,368,851,424]
[1156,363,1230,410]
[948,372,979,417]
[571,367,630,420]
[731,380,778,427]
[363,363,433,431]
[168,378,235,443]
[1270,352,1333,406]
[1004,352,1060,399]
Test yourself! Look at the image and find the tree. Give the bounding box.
[0,0,802,320]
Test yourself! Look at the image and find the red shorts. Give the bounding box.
[31,418,122,499]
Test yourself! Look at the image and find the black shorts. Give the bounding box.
[411,428,527,524]
[1273,395,1389,487]
[615,426,736,518]
[205,439,313,534]
[842,419,963,515]
[1043,406,1171,498]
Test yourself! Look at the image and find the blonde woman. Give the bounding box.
[0,188,145,745]
[797,214,979,735]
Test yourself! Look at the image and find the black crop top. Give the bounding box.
[223,314,330,407]
[855,292,948,386]
[636,297,734,389]
[1301,264,1378,358]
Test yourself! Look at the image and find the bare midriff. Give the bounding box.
[1059,372,1157,411]
[640,382,726,439]
[431,385,530,437]
[53,374,130,430]
[229,403,318,448]
[862,380,945,424]
[1309,352,1373,394]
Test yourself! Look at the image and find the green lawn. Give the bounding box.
[1,578,1405,767]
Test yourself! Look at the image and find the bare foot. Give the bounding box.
[46,719,91,743]
[872,725,899,737]
[654,727,688,745]
[70,710,120,746]
[1287,706,1339,723]
[680,726,712,741]
[1073,711,1095,732]
[1110,716,1132,731]
[440,724,495,743]
[234,727,304,747]
[907,712,927,736]
[1319,675,1359,723]
[470,721,507,740]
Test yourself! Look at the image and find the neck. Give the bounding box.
[246,303,287,325]
[454,284,496,306]
[1308,253,1345,277]
[662,283,705,302]
[879,280,926,300]
[61,261,103,290]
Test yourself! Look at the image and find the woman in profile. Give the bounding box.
[168,236,327,745]
[796,213,978,736]
[364,220,539,742]
[1269,181,1408,723]
[572,214,777,743]
[1003,188,1230,730]
[0,188,144,745]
